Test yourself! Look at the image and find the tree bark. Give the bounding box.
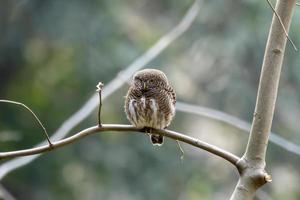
[230,0,296,199]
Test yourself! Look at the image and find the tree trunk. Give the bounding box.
[230,0,296,199]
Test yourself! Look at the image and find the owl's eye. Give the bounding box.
[149,79,154,84]
[134,77,142,82]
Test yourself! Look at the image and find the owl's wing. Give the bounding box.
[165,85,176,105]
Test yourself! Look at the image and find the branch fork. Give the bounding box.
[230,0,296,198]
[0,100,53,147]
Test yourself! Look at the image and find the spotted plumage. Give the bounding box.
[124,68,176,145]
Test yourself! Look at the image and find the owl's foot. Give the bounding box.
[143,127,152,133]
[142,127,163,146]
[142,127,152,137]
[150,134,163,146]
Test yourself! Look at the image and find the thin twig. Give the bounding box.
[296,3,300,6]
[176,101,300,156]
[96,82,104,126]
[0,100,52,146]
[0,0,200,181]
[0,124,240,166]
[176,140,185,161]
[266,0,297,51]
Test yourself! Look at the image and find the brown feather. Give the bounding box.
[124,69,176,146]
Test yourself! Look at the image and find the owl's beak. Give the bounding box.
[142,82,148,92]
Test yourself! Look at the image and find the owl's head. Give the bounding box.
[132,69,169,91]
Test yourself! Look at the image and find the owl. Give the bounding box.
[124,68,176,146]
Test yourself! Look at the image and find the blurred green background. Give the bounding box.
[0,0,300,199]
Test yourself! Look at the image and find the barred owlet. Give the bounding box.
[124,69,176,146]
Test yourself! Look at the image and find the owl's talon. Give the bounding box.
[142,127,151,134]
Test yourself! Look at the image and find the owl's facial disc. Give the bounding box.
[133,69,168,91]
[133,76,142,88]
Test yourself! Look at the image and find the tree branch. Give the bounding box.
[96,82,104,126]
[230,0,296,199]
[176,101,300,156]
[0,124,240,166]
[0,100,52,146]
[0,0,200,180]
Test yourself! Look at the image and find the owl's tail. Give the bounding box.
[150,134,163,146]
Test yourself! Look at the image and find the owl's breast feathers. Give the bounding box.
[125,86,176,129]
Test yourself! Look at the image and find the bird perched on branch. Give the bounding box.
[124,68,176,146]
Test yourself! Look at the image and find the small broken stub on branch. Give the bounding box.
[96,82,104,92]
[96,82,104,127]
[264,173,272,183]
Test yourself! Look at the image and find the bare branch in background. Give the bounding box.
[0,100,52,146]
[0,124,240,166]
[296,2,300,6]
[0,184,16,200]
[176,102,300,156]
[0,0,200,180]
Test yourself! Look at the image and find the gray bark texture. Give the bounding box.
[230,0,296,199]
